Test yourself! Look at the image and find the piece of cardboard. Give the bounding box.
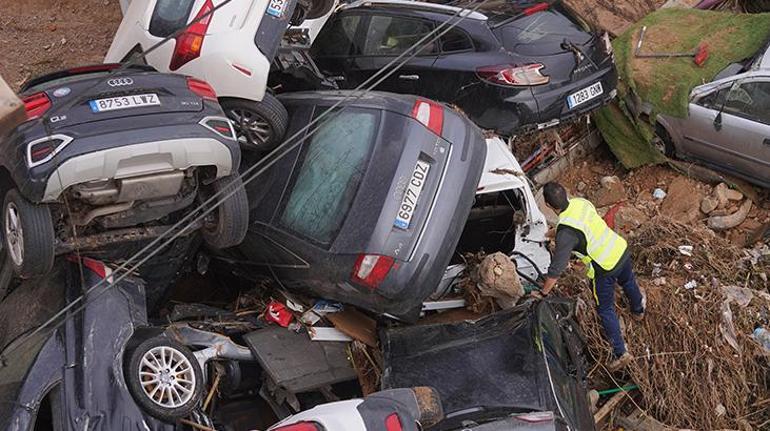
[327,307,378,348]
[0,75,24,135]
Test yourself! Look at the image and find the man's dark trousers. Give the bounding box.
[594,257,644,358]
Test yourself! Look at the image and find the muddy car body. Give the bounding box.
[237,90,487,320]
[2,64,248,277]
[656,42,770,188]
[308,0,618,135]
[0,259,174,430]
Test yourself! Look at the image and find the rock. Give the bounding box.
[714,183,734,208]
[726,189,743,201]
[708,199,753,231]
[700,196,719,214]
[476,252,524,309]
[660,177,703,223]
[590,176,626,208]
[615,206,648,232]
[576,181,587,193]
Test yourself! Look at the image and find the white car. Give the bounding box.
[105,0,334,152]
[268,387,443,431]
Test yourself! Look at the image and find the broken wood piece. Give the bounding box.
[593,390,627,426]
[0,74,24,135]
[307,326,353,342]
[327,307,378,347]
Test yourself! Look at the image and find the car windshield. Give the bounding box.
[279,108,378,245]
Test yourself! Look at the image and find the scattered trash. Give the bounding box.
[684,280,698,290]
[719,301,740,353]
[308,327,354,342]
[264,300,294,327]
[652,188,667,200]
[752,327,770,352]
[678,245,694,256]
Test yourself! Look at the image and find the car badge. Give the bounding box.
[52,87,71,97]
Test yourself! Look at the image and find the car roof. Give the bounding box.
[341,0,488,21]
[278,90,421,115]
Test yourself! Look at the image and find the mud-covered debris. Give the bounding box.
[476,252,524,309]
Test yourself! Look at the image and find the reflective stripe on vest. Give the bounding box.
[557,198,627,279]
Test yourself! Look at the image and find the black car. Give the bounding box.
[309,0,618,135]
[2,64,249,278]
[235,90,487,320]
[0,258,179,430]
[381,299,595,430]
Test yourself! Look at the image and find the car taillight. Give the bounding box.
[23,92,51,120]
[516,411,554,423]
[411,99,443,136]
[170,0,214,71]
[523,2,549,15]
[26,134,73,167]
[352,254,395,289]
[385,413,403,431]
[272,422,322,431]
[476,64,549,87]
[187,77,217,101]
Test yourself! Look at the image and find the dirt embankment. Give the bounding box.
[0,0,122,90]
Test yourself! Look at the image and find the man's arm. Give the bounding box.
[536,228,579,296]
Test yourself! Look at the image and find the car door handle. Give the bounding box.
[399,74,420,81]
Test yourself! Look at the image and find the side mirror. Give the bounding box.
[714,112,723,131]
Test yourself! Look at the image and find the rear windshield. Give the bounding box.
[491,7,591,56]
[150,0,196,37]
[279,109,378,245]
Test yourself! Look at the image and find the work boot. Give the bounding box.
[632,290,647,322]
[608,352,634,372]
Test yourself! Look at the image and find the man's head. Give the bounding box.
[543,182,569,213]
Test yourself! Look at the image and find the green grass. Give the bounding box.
[594,103,666,169]
[613,9,770,118]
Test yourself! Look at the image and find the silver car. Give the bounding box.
[656,41,770,188]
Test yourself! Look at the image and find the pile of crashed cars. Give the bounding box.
[0,0,618,429]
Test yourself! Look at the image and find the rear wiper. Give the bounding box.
[561,38,598,74]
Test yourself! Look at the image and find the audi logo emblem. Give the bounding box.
[107,78,134,87]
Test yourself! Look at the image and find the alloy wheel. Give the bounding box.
[138,345,197,409]
[5,203,23,267]
[228,108,273,147]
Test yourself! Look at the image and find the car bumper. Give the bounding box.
[16,121,239,202]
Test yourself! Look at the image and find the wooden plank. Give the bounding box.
[593,390,627,426]
[0,74,24,135]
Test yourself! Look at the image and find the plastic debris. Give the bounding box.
[652,188,667,200]
[264,300,294,327]
[752,327,770,353]
[684,280,697,290]
[678,245,693,256]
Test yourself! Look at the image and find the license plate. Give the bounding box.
[394,160,430,230]
[266,0,287,17]
[89,93,160,113]
[567,82,603,109]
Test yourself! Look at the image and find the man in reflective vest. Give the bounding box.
[536,182,645,371]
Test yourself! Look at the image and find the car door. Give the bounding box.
[351,13,440,94]
[682,77,770,185]
[421,26,478,102]
[310,12,366,87]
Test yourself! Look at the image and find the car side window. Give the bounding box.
[723,81,770,125]
[149,0,196,38]
[440,28,474,53]
[362,16,438,56]
[695,87,727,110]
[312,15,363,57]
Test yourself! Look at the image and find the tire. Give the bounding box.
[125,336,204,422]
[201,175,249,250]
[2,188,54,278]
[220,95,288,152]
[653,123,676,158]
[303,0,335,19]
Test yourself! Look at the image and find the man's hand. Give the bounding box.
[531,277,558,299]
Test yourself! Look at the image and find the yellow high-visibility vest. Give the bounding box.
[557,198,627,280]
